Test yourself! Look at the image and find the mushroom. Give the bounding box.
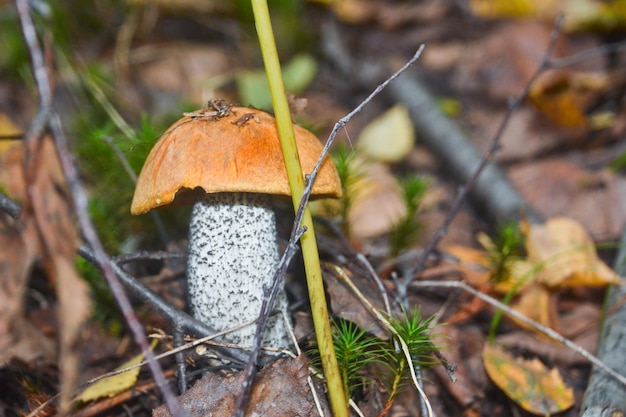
[131,101,341,349]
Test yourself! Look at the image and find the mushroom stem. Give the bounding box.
[186,192,292,349]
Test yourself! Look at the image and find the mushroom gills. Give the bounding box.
[186,192,292,349]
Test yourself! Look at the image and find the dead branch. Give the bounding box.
[580,225,626,416]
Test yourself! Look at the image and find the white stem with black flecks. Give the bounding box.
[187,192,292,349]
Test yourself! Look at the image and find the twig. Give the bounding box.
[79,245,248,365]
[50,116,183,417]
[331,266,434,417]
[173,330,187,394]
[0,192,21,219]
[299,45,425,218]
[0,133,24,140]
[232,226,307,417]
[113,250,186,264]
[411,280,626,388]
[549,40,626,69]
[27,304,257,417]
[356,253,394,317]
[396,17,565,299]
[15,1,184,414]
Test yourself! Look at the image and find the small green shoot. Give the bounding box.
[478,221,525,283]
[311,319,383,399]
[316,308,441,412]
[389,175,429,257]
[380,308,439,411]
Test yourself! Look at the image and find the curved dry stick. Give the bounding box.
[396,17,565,298]
[580,225,626,416]
[411,280,626,388]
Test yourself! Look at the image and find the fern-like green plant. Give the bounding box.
[331,319,384,399]
[379,308,439,410]
[389,175,429,257]
[477,221,525,283]
[313,308,441,413]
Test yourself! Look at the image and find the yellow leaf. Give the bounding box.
[74,339,158,403]
[483,344,574,415]
[523,217,619,288]
[529,70,609,128]
[0,114,22,154]
[357,105,414,163]
[469,0,558,19]
[510,284,556,328]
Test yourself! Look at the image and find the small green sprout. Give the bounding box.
[389,175,429,257]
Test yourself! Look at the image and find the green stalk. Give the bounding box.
[250,1,348,415]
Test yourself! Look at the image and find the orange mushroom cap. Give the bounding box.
[131,106,342,215]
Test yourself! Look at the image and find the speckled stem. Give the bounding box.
[186,192,291,349]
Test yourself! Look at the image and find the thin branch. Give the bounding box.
[580,224,626,415]
[15,0,51,109]
[113,250,186,265]
[0,192,22,219]
[549,40,626,69]
[15,0,51,175]
[412,280,626,388]
[397,16,565,298]
[79,245,248,365]
[15,1,184,414]
[50,116,183,417]
[289,46,425,239]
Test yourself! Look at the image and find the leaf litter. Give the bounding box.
[3,1,626,416]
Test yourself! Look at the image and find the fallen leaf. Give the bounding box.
[74,339,158,403]
[347,161,405,238]
[0,135,92,411]
[29,136,92,411]
[137,43,232,104]
[509,158,626,241]
[357,105,414,163]
[469,0,559,19]
[523,217,619,288]
[509,284,558,331]
[323,263,389,339]
[529,70,609,128]
[483,344,574,415]
[152,355,329,417]
[0,135,56,365]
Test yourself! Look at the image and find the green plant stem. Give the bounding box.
[250,1,348,415]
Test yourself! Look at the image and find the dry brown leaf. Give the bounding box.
[529,70,609,128]
[442,245,491,288]
[509,159,626,241]
[0,135,91,411]
[0,139,56,364]
[153,355,329,417]
[523,216,619,288]
[29,136,91,411]
[347,161,404,239]
[322,263,389,339]
[509,284,560,330]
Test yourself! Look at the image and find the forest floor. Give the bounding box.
[1,1,626,416]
